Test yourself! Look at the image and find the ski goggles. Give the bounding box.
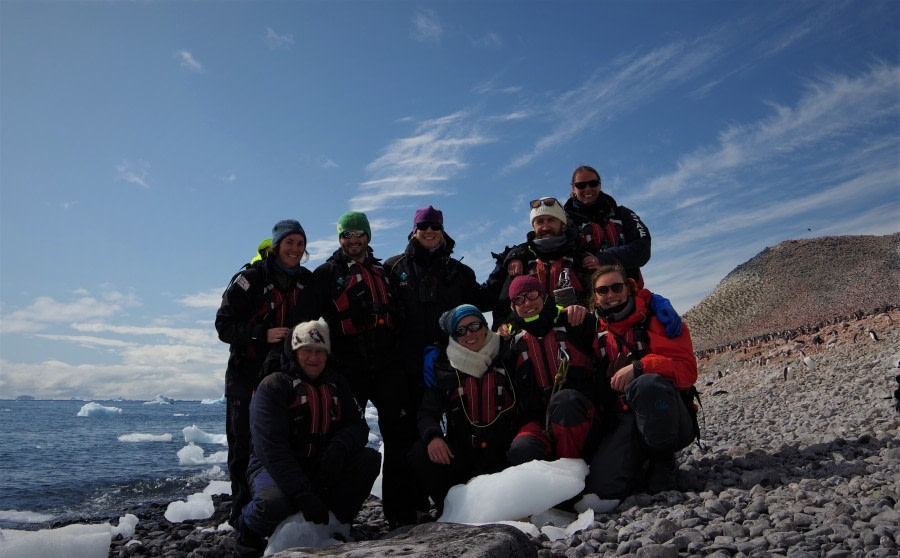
[529,197,559,209]
[511,290,542,306]
[454,321,487,338]
[415,222,443,232]
[594,282,626,295]
[340,230,368,239]
[572,179,601,190]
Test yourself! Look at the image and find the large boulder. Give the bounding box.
[272,522,538,558]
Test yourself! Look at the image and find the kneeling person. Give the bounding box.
[234,321,381,556]
[409,305,517,516]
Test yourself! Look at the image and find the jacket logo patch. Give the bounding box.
[236,276,251,291]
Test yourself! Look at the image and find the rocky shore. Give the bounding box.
[95,308,899,557]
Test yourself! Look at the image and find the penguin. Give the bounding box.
[868,330,879,341]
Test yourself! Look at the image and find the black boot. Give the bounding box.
[232,516,266,558]
[645,452,678,494]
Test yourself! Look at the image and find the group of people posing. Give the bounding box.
[215,165,699,557]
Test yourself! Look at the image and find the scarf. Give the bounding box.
[446,331,501,379]
[598,296,635,323]
[533,234,568,252]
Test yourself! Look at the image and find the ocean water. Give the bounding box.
[0,399,229,530]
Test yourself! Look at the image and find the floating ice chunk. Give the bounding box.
[182,425,227,445]
[200,394,226,405]
[143,395,174,405]
[177,443,227,465]
[202,480,231,495]
[76,402,122,417]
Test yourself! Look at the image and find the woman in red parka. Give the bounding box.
[585,264,698,497]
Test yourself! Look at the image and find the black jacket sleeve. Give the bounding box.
[215,268,267,347]
[602,205,651,269]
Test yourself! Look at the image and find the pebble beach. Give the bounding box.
[96,309,900,557]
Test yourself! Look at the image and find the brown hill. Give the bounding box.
[684,233,900,351]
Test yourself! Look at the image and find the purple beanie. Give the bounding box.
[413,205,443,227]
[508,275,545,301]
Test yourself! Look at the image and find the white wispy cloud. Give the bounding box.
[412,9,442,43]
[350,111,494,212]
[175,50,204,73]
[504,39,723,172]
[472,31,502,48]
[178,289,224,310]
[0,291,140,334]
[264,27,295,49]
[221,172,237,183]
[115,160,150,188]
[319,156,339,169]
[642,63,900,200]
[70,322,218,347]
[0,358,224,401]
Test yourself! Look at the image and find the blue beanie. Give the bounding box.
[439,304,485,338]
[272,219,306,246]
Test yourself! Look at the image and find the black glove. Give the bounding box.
[296,493,329,525]
[317,443,347,490]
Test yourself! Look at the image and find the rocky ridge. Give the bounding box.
[683,233,899,352]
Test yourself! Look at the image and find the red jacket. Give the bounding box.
[598,289,697,390]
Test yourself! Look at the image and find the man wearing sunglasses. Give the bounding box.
[564,165,651,288]
[501,275,604,468]
[498,196,593,324]
[585,264,698,498]
[293,210,419,530]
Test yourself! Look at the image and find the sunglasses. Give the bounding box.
[415,222,443,232]
[454,321,486,338]
[511,290,542,306]
[340,230,367,239]
[573,179,601,190]
[594,282,626,295]
[529,197,559,209]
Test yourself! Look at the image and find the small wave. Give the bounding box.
[0,509,55,523]
[117,433,173,443]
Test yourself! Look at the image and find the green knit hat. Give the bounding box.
[337,211,371,240]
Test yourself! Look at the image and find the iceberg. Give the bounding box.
[200,394,226,405]
[76,402,123,417]
[143,395,175,405]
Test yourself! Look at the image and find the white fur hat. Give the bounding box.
[291,320,331,354]
[529,197,567,226]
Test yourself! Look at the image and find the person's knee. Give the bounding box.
[548,389,594,426]
[508,425,552,465]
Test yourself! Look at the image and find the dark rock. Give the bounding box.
[270,522,538,558]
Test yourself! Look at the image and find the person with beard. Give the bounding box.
[494,197,592,328]
[563,165,651,288]
[408,305,517,516]
[293,211,418,529]
[232,321,380,558]
[585,264,698,497]
[385,205,506,413]
[501,275,602,466]
[216,219,312,527]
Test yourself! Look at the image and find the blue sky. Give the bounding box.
[1,1,898,400]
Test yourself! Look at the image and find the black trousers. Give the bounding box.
[336,351,421,526]
[226,396,252,524]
